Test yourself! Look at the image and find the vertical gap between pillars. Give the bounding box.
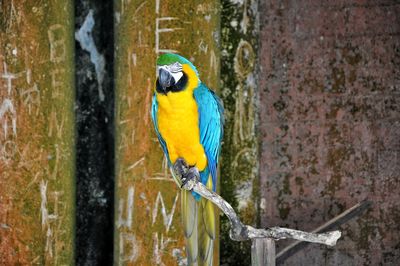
[75,1,115,265]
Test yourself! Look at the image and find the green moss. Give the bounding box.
[282,174,292,195]
[220,0,259,263]
[342,45,362,66]
[310,165,319,175]
[273,98,287,112]
[299,76,324,94]
[240,202,256,225]
[348,69,357,84]
[356,216,375,250]
[350,102,360,115]
[295,176,303,185]
[325,146,353,195]
[331,67,346,93]
[327,146,350,168]
[325,100,342,120]
[295,176,304,195]
[278,202,291,220]
[327,173,342,194]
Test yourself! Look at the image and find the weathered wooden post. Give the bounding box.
[0,1,75,265]
[114,0,220,264]
[251,238,275,266]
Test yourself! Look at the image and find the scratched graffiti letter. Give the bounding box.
[153,232,174,266]
[0,99,17,138]
[119,233,140,264]
[117,186,135,229]
[152,191,179,233]
[155,17,180,54]
[48,24,66,63]
[40,180,58,258]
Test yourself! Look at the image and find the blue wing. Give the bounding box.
[151,94,171,165]
[193,83,224,192]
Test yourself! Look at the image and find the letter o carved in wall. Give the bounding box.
[234,39,255,79]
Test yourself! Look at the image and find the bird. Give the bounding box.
[151,53,224,265]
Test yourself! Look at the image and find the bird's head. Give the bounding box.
[156,53,199,95]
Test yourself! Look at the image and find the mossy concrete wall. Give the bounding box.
[0,1,75,264]
[2,1,398,265]
[114,0,220,264]
[259,1,400,265]
[219,0,260,265]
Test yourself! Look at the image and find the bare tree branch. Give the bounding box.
[174,163,342,247]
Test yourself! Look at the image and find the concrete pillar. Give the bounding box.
[0,1,74,265]
[259,1,400,265]
[114,0,220,264]
[219,0,260,264]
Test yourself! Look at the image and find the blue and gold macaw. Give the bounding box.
[151,53,224,265]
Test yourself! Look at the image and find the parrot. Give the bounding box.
[151,53,224,265]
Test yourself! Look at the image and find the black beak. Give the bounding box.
[159,68,175,91]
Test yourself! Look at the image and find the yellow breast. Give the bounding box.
[155,65,207,171]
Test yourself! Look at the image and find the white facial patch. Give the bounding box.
[158,62,184,83]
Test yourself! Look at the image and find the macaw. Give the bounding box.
[151,53,224,265]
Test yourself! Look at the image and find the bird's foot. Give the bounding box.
[173,158,189,178]
[173,158,199,191]
[181,167,199,190]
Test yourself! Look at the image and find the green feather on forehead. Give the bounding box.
[157,53,199,75]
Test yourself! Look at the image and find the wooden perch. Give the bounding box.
[173,162,342,247]
[182,176,341,245]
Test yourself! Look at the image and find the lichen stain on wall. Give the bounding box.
[220,0,260,264]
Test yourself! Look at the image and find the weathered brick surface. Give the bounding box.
[259,0,400,264]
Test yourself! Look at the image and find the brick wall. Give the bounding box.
[259,1,400,264]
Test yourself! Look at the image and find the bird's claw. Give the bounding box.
[181,167,200,191]
[173,158,189,177]
[173,158,199,191]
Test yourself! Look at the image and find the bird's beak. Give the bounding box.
[158,68,175,92]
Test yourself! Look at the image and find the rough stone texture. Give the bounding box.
[0,1,74,264]
[259,0,400,265]
[114,0,220,264]
[75,1,115,265]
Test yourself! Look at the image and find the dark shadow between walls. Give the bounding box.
[75,1,115,265]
